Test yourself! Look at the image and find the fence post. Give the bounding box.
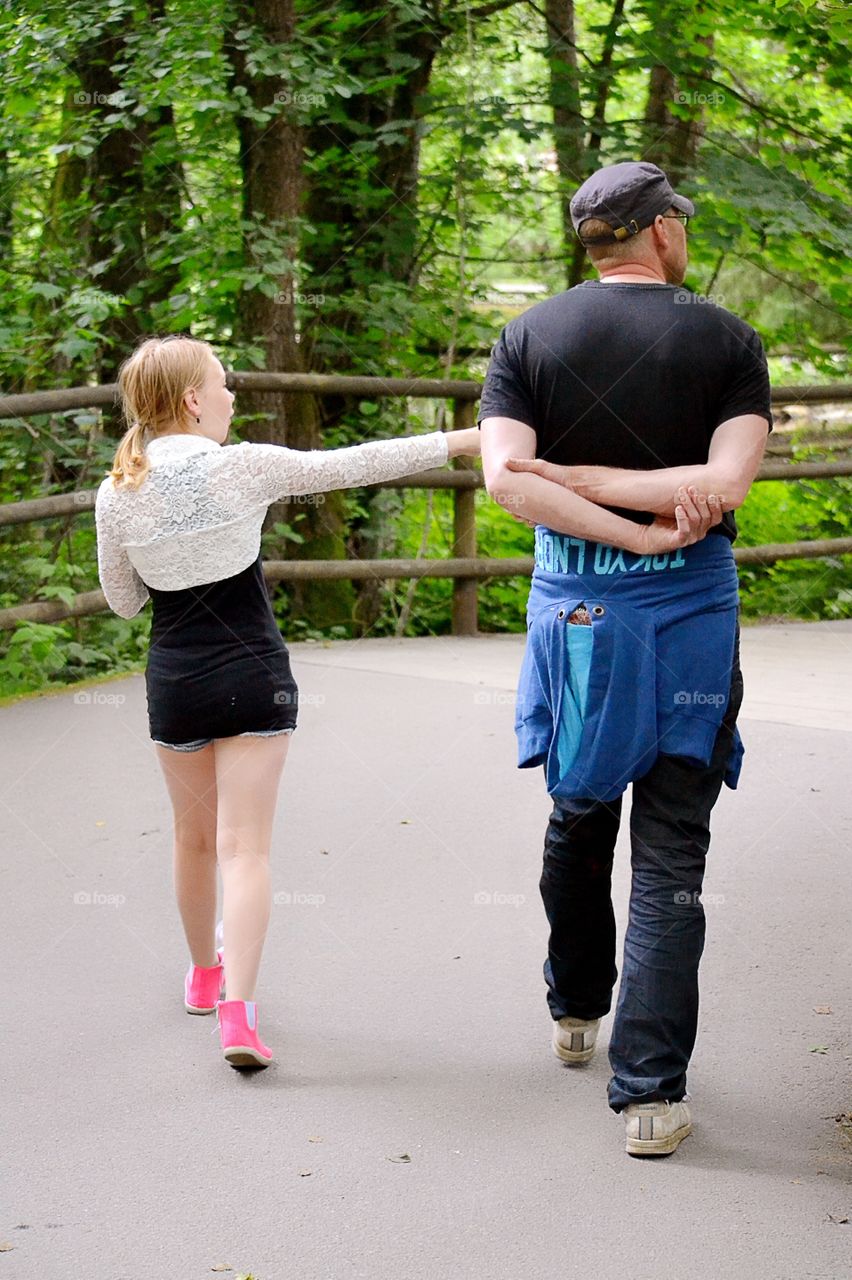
[451,397,478,635]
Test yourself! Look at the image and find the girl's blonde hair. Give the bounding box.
[110,335,217,489]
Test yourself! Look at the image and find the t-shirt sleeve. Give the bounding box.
[477,326,536,431]
[715,327,773,433]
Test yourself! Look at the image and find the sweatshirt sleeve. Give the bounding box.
[95,479,150,619]
[224,431,450,505]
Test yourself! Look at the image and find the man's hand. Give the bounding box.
[505,457,572,488]
[504,459,723,547]
[638,486,723,553]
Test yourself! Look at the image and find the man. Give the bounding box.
[478,160,772,1157]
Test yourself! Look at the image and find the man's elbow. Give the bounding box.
[483,461,513,501]
[716,475,752,511]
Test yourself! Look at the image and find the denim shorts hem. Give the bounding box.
[152,727,295,753]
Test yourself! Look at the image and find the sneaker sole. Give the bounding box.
[626,1121,692,1157]
[223,1045,273,1068]
[552,1031,596,1065]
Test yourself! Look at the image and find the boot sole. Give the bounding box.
[185,984,225,1015]
[224,1045,272,1068]
[626,1121,692,1157]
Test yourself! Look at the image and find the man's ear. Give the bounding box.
[649,215,669,251]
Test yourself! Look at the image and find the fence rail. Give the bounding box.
[1,376,851,420]
[1,376,850,634]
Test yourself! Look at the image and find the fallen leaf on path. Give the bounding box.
[299,1169,313,1177]
[827,1215,849,1225]
[0,1244,14,1252]
[813,1006,833,1014]
[210,1267,232,1273]
[386,1153,411,1163]
[809,1045,829,1053]
[308,1136,323,1143]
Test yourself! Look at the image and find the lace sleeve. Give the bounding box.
[224,431,450,505]
[95,480,150,619]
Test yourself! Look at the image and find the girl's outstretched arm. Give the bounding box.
[224,427,480,504]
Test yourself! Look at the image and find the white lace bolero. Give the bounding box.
[95,430,450,618]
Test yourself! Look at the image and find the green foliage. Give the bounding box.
[736,474,852,620]
[0,0,849,693]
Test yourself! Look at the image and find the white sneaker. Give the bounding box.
[552,1016,600,1064]
[624,1100,692,1156]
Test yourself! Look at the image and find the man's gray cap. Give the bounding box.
[570,161,695,245]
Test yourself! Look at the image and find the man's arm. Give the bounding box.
[481,417,717,553]
[505,414,770,515]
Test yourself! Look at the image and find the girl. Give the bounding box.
[95,334,480,1070]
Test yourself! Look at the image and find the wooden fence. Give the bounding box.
[1,375,851,635]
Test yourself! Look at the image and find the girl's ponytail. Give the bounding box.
[110,420,150,489]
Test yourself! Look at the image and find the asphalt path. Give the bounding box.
[1,622,850,1279]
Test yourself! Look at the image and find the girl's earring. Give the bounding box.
[195,416,201,425]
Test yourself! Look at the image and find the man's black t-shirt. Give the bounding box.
[477,280,773,542]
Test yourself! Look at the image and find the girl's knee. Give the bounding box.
[216,833,271,866]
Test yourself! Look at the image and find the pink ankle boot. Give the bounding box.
[184,952,225,1014]
[216,999,273,1068]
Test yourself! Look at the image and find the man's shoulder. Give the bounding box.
[672,289,764,349]
[502,286,594,338]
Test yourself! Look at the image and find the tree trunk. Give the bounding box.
[544,0,584,288]
[70,26,148,390]
[299,5,444,631]
[642,4,714,185]
[568,0,626,286]
[225,0,355,627]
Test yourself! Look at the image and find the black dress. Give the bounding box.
[145,552,299,745]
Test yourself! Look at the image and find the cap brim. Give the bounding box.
[671,192,695,217]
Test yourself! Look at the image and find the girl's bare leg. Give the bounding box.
[154,743,219,968]
[213,734,291,1002]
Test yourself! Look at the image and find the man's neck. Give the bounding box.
[597,263,667,284]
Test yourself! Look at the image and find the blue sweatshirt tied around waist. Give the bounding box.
[516,528,744,802]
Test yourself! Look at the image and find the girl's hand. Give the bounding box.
[446,427,482,458]
[636,487,723,554]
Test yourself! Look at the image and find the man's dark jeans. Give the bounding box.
[539,623,744,1113]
